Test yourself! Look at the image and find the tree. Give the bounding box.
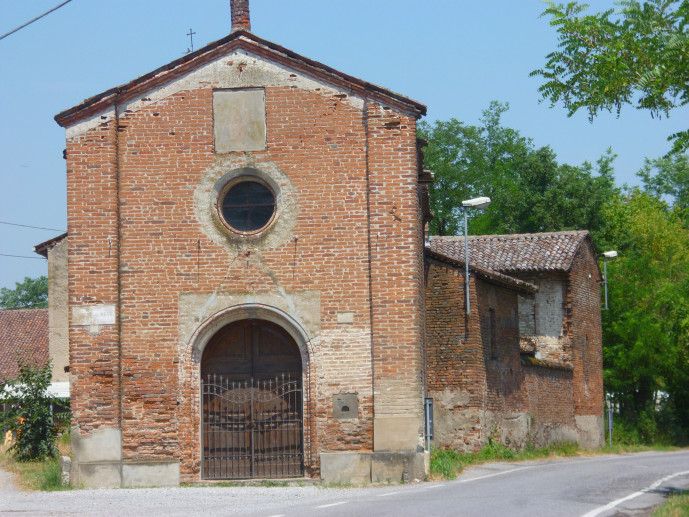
[0,361,69,461]
[637,152,689,222]
[418,102,619,238]
[601,190,689,441]
[0,276,48,309]
[532,1,689,154]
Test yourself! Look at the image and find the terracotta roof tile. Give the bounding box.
[34,232,67,258]
[430,230,590,273]
[425,248,537,294]
[0,309,49,382]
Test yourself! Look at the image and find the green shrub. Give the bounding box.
[430,447,465,479]
[0,361,70,461]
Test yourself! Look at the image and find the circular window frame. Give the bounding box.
[216,177,277,236]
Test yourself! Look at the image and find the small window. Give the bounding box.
[219,179,276,233]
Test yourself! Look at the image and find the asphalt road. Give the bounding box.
[1,450,688,517]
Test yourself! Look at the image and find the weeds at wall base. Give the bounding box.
[430,440,684,480]
[0,453,71,491]
[0,432,72,491]
[430,441,580,480]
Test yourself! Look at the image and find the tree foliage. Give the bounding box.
[532,0,689,154]
[418,102,619,238]
[0,361,69,461]
[637,152,689,221]
[0,276,48,310]
[601,191,689,441]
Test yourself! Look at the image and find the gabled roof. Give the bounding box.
[0,309,49,382]
[425,248,537,295]
[55,29,426,128]
[34,232,68,259]
[430,231,593,274]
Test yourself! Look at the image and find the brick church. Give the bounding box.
[52,1,603,487]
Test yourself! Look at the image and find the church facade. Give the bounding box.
[54,1,603,488]
[56,1,429,487]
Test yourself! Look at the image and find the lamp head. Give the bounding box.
[462,196,491,210]
[602,251,618,259]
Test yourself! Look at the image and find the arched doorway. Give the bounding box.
[201,319,303,479]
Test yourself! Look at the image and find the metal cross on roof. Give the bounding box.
[186,28,196,53]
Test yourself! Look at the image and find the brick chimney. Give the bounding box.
[231,0,251,32]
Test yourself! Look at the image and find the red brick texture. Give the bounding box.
[524,362,575,427]
[425,256,533,450]
[231,0,251,31]
[427,232,604,449]
[424,251,598,451]
[567,240,604,417]
[62,58,425,479]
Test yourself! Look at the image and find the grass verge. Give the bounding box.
[431,439,579,480]
[0,432,72,491]
[430,439,683,480]
[652,491,689,517]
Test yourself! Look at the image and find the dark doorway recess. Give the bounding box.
[201,319,304,479]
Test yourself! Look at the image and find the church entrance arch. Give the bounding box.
[201,318,304,479]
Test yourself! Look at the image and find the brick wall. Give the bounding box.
[425,257,483,403]
[523,361,576,444]
[67,119,121,435]
[424,253,598,450]
[367,102,424,421]
[64,49,425,480]
[505,241,604,447]
[477,282,526,416]
[424,257,483,450]
[424,256,530,451]
[567,241,604,418]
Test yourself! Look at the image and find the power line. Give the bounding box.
[0,253,45,260]
[0,221,65,232]
[0,0,73,42]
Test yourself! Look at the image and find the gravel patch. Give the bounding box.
[0,467,388,517]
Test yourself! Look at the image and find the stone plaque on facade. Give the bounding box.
[213,89,266,152]
[72,304,116,326]
[333,393,358,419]
[336,312,354,325]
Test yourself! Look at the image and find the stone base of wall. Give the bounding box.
[576,415,605,449]
[70,427,180,488]
[320,451,428,484]
[73,459,181,488]
[528,422,578,448]
[432,406,588,452]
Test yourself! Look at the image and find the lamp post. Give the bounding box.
[601,250,617,310]
[461,197,491,314]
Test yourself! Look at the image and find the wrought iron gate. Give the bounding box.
[202,374,304,479]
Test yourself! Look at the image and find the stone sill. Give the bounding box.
[520,355,574,371]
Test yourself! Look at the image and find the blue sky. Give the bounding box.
[1,0,687,291]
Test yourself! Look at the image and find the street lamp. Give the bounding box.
[462,197,491,314]
[601,250,618,311]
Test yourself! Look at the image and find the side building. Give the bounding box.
[429,231,605,450]
[34,233,70,384]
